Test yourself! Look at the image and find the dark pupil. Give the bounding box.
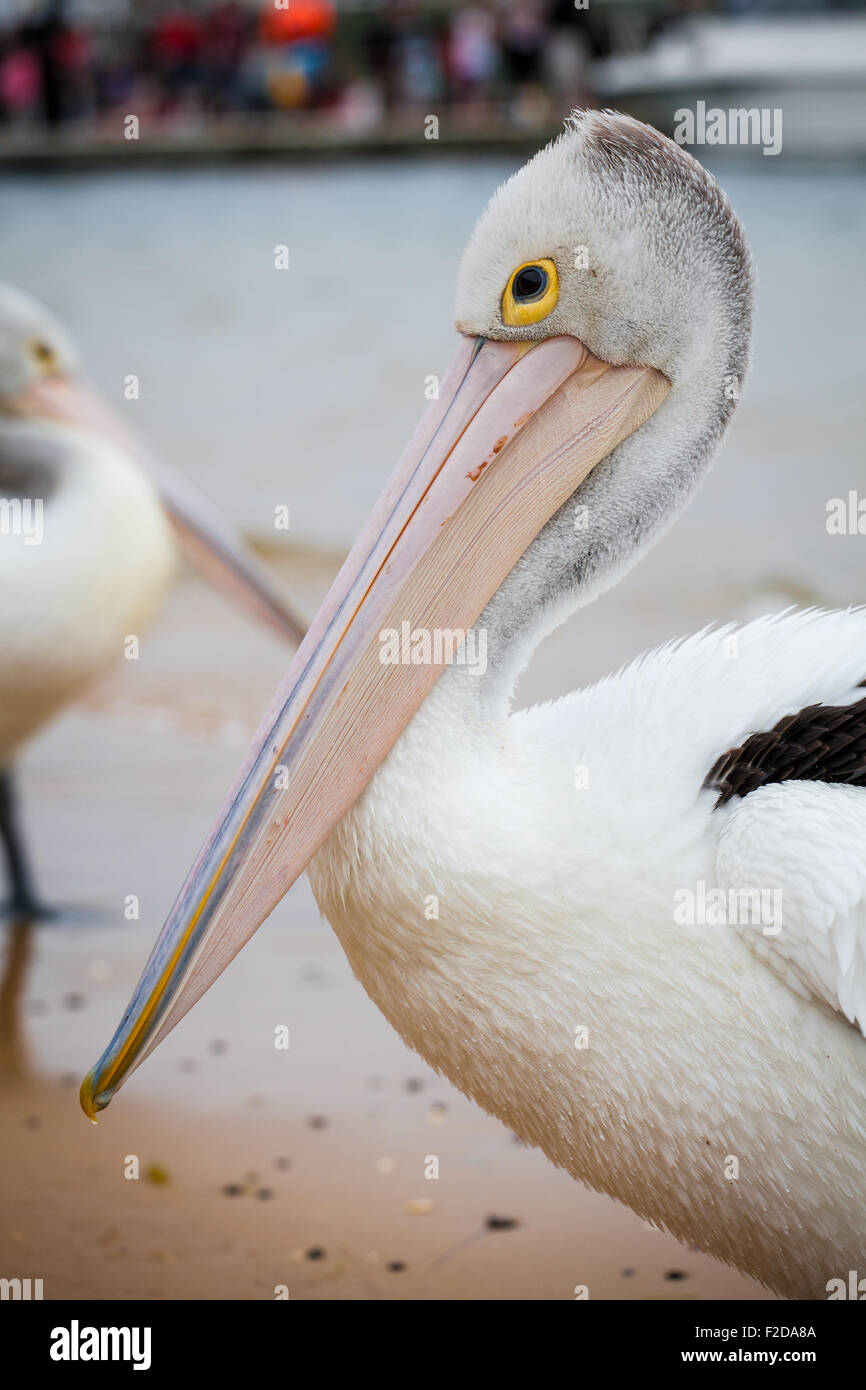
[513,266,547,301]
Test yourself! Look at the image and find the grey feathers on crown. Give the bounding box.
[568,109,753,397]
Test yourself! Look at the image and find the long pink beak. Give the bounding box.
[80,333,669,1118]
[15,374,305,647]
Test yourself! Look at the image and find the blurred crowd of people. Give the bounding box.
[1,0,834,136]
[0,0,613,132]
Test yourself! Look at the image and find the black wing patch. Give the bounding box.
[0,434,57,503]
[705,688,866,807]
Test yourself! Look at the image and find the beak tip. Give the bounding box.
[79,1069,108,1123]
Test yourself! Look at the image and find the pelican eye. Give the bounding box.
[513,266,547,301]
[501,258,559,328]
[28,339,58,371]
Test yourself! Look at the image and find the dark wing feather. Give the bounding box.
[0,430,58,502]
[705,687,866,807]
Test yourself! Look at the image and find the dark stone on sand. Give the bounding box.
[485,1215,518,1231]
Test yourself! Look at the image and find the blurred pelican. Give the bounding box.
[0,285,304,916]
[83,114,866,1298]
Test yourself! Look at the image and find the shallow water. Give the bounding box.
[3,155,865,570]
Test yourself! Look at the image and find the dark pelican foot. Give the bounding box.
[0,768,57,921]
[0,893,59,923]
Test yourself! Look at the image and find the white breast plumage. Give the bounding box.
[0,420,174,763]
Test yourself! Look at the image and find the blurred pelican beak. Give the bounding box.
[80,334,670,1120]
[12,374,305,647]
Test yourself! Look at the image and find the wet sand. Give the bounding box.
[0,549,781,1302]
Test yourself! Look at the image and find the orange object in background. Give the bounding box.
[266,67,308,108]
[259,0,336,46]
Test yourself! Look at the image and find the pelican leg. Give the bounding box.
[0,769,53,920]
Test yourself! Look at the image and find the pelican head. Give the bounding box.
[0,282,304,645]
[82,110,753,1117]
[0,285,81,408]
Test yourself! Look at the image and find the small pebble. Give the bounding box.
[305,1247,326,1261]
[405,1198,434,1216]
[386,1261,406,1273]
[664,1269,688,1282]
[255,1188,274,1201]
[307,1115,329,1130]
[621,1268,636,1278]
[208,1039,228,1056]
[63,992,85,1011]
[404,1078,425,1094]
[273,1157,292,1172]
[485,1215,518,1232]
[144,1164,170,1186]
[222,1184,244,1198]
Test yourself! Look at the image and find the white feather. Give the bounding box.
[311,608,866,1299]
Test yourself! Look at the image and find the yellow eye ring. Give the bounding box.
[28,339,58,371]
[501,258,559,327]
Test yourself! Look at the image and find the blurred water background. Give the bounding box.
[4,153,865,623]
